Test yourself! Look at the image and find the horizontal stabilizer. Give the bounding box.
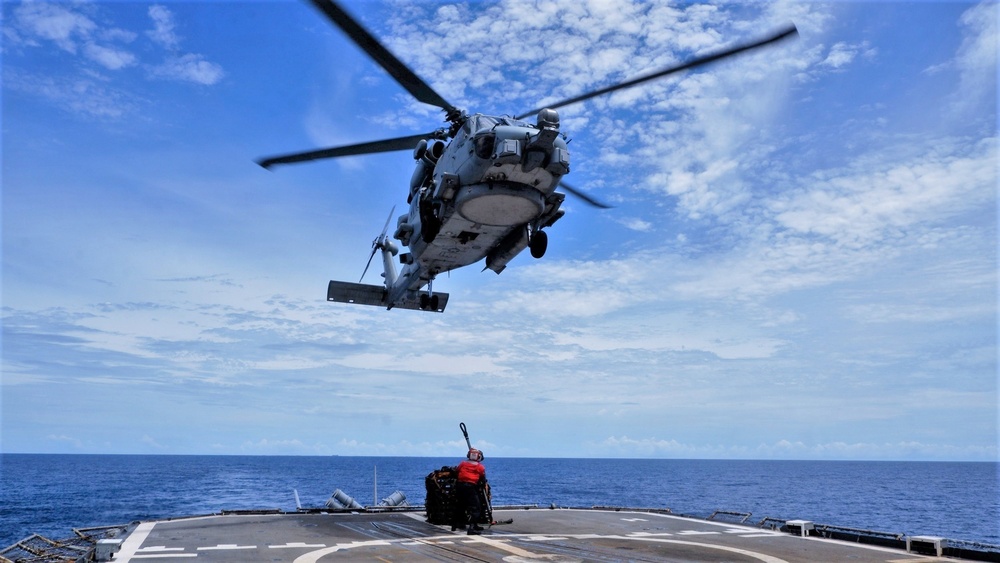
[327,280,449,312]
[327,281,387,307]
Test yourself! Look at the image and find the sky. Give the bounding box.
[1,0,997,461]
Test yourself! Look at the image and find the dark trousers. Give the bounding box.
[456,482,483,526]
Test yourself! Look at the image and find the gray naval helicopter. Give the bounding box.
[258,0,797,312]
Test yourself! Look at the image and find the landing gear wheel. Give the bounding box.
[420,294,429,310]
[431,295,440,311]
[529,230,548,259]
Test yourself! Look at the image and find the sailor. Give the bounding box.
[456,448,487,534]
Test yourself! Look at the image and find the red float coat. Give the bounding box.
[457,460,486,485]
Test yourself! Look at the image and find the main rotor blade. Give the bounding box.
[257,132,439,169]
[516,24,798,120]
[309,0,458,117]
[558,181,612,209]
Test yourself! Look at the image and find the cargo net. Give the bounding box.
[424,466,493,527]
[0,525,127,563]
[424,466,459,525]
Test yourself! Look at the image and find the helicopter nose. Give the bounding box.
[536,108,559,130]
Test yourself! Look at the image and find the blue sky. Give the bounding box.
[2,0,996,461]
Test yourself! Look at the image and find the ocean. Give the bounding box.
[1,455,997,548]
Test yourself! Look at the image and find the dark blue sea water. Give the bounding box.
[1,455,997,548]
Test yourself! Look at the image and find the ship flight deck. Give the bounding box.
[96,507,978,562]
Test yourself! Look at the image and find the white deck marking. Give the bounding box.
[612,536,790,563]
[678,530,722,535]
[461,535,545,558]
[137,546,186,552]
[621,517,648,522]
[400,509,541,557]
[293,539,393,562]
[130,555,198,559]
[196,544,256,550]
[269,542,327,549]
[113,521,156,562]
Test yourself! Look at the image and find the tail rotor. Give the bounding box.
[360,206,396,282]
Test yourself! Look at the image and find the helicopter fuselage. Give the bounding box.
[380,112,569,308]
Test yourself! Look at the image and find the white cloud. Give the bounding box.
[141,434,168,450]
[13,1,96,53]
[47,434,84,449]
[820,41,875,70]
[83,42,136,70]
[150,53,225,85]
[3,69,140,118]
[141,6,225,85]
[240,438,329,455]
[5,1,225,120]
[335,351,512,376]
[596,436,998,461]
[12,2,140,71]
[620,217,653,232]
[146,5,180,49]
[950,2,999,116]
[772,137,996,248]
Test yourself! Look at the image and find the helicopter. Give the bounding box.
[257,0,797,312]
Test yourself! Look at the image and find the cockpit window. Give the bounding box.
[473,132,495,159]
[471,115,499,132]
[499,117,531,127]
